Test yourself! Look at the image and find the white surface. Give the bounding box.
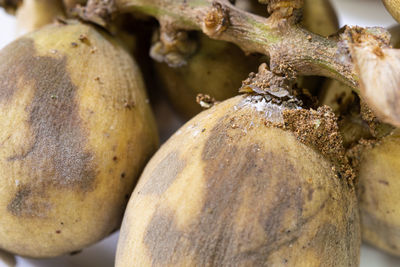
[0,9,17,49]
[0,1,399,267]
[332,0,397,28]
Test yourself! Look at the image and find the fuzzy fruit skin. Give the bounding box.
[0,22,158,258]
[358,130,400,256]
[155,34,260,120]
[116,95,360,267]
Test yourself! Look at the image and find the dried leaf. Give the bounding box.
[352,45,400,127]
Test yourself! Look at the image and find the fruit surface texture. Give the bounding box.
[116,95,360,267]
[0,21,158,258]
[357,130,400,256]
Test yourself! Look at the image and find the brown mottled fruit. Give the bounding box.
[356,129,400,256]
[116,95,360,266]
[16,0,65,35]
[154,33,260,120]
[0,21,158,258]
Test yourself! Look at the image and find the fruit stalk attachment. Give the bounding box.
[99,0,400,127]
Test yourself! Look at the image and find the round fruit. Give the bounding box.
[0,21,158,258]
[116,94,360,266]
[154,33,260,119]
[356,129,400,256]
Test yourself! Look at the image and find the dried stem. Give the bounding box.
[115,0,357,89]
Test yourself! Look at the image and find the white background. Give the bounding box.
[0,0,400,266]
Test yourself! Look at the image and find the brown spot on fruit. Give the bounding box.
[201,116,229,161]
[7,185,50,217]
[7,186,32,216]
[140,151,186,195]
[1,38,97,217]
[143,208,182,265]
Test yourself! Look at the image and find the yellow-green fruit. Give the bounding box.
[116,95,360,266]
[0,21,158,258]
[302,0,338,37]
[383,0,400,23]
[357,130,400,256]
[298,0,339,94]
[16,0,65,35]
[155,34,260,119]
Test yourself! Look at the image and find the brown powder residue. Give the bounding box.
[75,0,117,27]
[282,106,354,184]
[360,101,394,138]
[345,139,376,184]
[360,101,379,134]
[240,63,292,96]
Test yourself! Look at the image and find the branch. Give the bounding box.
[115,0,357,89]
[6,0,400,127]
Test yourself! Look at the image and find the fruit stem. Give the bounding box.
[115,0,358,90]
